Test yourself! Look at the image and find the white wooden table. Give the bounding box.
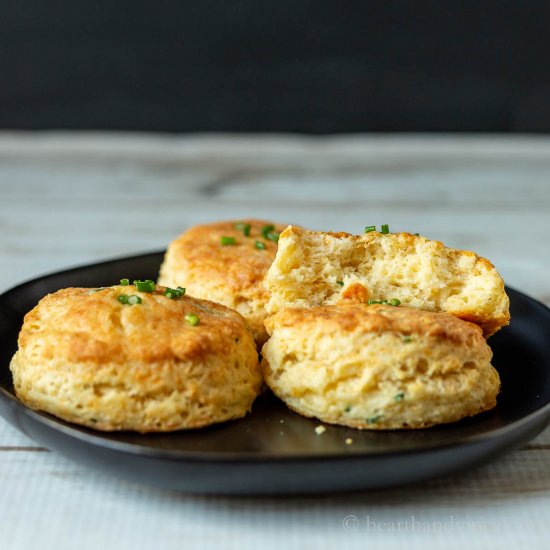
[1,133,549,550]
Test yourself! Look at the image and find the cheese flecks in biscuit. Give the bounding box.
[261,304,500,430]
[266,226,510,336]
[11,286,262,432]
[159,219,288,347]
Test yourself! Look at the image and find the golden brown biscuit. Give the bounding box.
[11,285,262,432]
[159,219,288,346]
[262,304,500,430]
[266,226,510,336]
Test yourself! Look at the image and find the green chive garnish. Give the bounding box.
[364,225,376,233]
[366,414,383,424]
[414,233,420,237]
[403,335,413,343]
[381,224,390,234]
[185,313,200,326]
[367,298,400,306]
[117,294,142,305]
[164,286,186,299]
[261,225,275,239]
[221,236,236,246]
[394,392,405,402]
[133,279,155,293]
[258,224,280,243]
[344,405,352,413]
[234,222,251,237]
[255,240,266,250]
[336,280,344,286]
[120,278,129,286]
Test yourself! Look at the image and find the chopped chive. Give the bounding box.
[344,405,352,413]
[403,335,413,343]
[133,279,155,293]
[413,233,420,237]
[336,280,344,286]
[366,414,383,424]
[261,224,275,238]
[118,294,142,305]
[266,231,280,243]
[185,313,200,326]
[120,278,130,286]
[234,222,251,237]
[368,298,400,306]
[164,286,186,299]
[261,225,275,239]
[221,236,236,246]
[254,240,266,250]
[394,392,405,402]
[364,225,376,233]
[381,224,390,234]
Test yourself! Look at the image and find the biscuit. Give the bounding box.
[159,219,288,346]
[11,285,262,432]
[261,304,500,429]
[266,226,510,336]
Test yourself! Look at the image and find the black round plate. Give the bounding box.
[0,252,549,495]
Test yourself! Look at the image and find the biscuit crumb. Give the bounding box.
[345,438,353,445]
[315,425,326,435]
[266,225,510,336]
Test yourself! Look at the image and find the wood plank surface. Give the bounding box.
[0,133,548,550]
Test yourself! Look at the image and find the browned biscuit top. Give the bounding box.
[165,219,287,297]
[19,285,253,367]
[265,304,486,348]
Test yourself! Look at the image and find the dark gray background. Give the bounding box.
[2,1,550,133]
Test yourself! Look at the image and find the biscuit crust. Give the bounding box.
[11,286,262,432]
[159,219,287,346]
[262,304,500,430]
[266,226,510,336]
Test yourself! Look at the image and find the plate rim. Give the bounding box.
[0,251,549,463]
[1,387,549,463]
